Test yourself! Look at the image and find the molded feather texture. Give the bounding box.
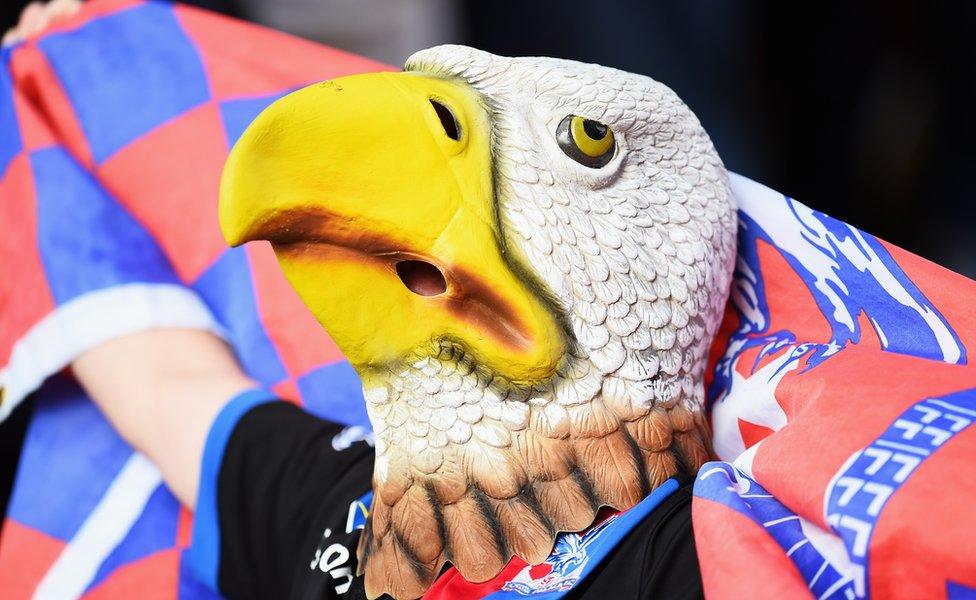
[491,493,555,564]
[358,394,712,599]
[352,44,737,599]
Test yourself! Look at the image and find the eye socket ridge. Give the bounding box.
[556,115,616,168]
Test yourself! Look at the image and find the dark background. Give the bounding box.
[467,2,976,280]
[2,0,976,278]
[1,0,974,527]
[3,0,974,277]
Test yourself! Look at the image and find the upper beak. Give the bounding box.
[218,71,565,384]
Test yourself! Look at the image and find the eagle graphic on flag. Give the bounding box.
[0,1,973,598]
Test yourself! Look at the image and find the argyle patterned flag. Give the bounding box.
[0,1,974,598]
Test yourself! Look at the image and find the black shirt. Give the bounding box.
[208,401,703,600]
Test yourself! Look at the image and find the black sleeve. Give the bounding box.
[201,399,374,600]
[566,479,704,600]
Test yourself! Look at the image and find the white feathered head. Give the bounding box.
[220,45,737,598]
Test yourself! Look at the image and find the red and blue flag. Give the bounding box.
[1,2,973,598]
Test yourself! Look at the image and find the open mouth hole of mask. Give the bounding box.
[395,260,447,296]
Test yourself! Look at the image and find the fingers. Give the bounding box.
[4,2,46,46]
[2,0,83,47]
[48,0,83,22]
[3,2,36,47]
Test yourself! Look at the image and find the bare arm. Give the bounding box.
[8,0,250,511]
[72,329,256,508]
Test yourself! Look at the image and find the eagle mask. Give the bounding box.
[218,45,737,599]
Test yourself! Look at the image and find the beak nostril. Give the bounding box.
[395,260,447,297]
[429,99,461,141]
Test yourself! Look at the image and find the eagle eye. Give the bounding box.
[556,115,615,168]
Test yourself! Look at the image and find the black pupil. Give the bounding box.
[582,119,607,140]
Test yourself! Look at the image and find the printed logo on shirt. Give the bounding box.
[331,425,375,451]
[346,491,373,533]
[306,490,373,596]
[309,527,355,595]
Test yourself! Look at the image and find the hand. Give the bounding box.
[2,0,82,47]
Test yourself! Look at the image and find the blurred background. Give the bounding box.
[3,0,974,281]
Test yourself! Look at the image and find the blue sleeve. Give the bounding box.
[185,388,278,591]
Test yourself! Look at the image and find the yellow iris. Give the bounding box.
[570,116,614,157]
[556,115,615,168]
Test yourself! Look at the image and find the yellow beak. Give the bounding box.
[218,72,565,385]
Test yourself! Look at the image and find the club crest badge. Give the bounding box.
[501,513,620,595]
